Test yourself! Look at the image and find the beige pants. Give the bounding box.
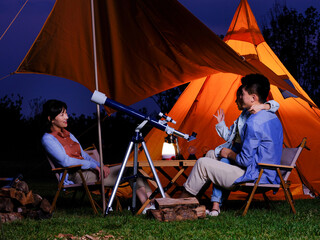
[69,165,151,192]
[205,149,219,160]
[183,157,245,196]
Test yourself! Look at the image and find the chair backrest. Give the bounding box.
[46,155,61,182]
[280,138,307,181]
[85,149,100,163]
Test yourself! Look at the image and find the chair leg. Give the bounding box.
[78,170,98,214]
[50,170,68,213]
[242,169,264,216]
[276,168,296,214]
[115,196,122,211]
[262,193,271,210]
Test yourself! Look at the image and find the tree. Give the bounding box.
[0,94,27,177]
[151,83,188,114]
[262,4,320,106]
[28,97,46,119]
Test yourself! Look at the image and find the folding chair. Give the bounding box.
[234,137,308,216]
[47,143,127,214]
[47,156,99,214]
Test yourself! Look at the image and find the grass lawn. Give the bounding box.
[1,180,320,240]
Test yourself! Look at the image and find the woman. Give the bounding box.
[41,99,154,213]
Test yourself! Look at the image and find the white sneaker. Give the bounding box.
[205,209,220,217]
[142,204,156,214]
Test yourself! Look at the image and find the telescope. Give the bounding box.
[91,90,196,141]
[91,90,196,215]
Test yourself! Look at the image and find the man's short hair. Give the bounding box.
[241,74,270,103]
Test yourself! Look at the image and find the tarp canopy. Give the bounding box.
[15,0,314,109]
[139,0,320,199]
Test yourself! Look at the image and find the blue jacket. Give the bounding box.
[214,100,280,157]
[233,110,283,184]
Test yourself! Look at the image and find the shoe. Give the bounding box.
[142,204,156,214]
[205,209,220,217]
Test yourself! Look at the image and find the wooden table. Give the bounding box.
[126,160,196,214]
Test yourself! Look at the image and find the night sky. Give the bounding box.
[0,0,319,117]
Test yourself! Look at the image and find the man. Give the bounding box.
[181,74,283,216]
[204,85,279,216]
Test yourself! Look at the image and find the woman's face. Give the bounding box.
[235,96,244,111]
[51,108,68,131]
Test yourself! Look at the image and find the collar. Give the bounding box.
[51,128,70,139]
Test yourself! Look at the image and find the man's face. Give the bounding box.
[241,88,254,109]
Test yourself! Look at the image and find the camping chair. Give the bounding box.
[47,156,99,214]
[234,137,308,216]
[47,146,123,214]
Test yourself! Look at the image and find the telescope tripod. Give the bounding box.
[104,120,166,216]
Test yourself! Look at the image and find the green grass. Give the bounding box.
[1,181,320,240]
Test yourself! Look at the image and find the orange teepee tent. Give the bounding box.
[140,0,320,199]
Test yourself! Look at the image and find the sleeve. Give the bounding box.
[69,133,100,168]
[215,121,234,141]
[235,119,261,167]
[265,100,279,113]
[41,134,98,169]
[80,148,100,168]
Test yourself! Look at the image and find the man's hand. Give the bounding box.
[248,103,271,114]
[220,148,237,161]
[214,109,225,123]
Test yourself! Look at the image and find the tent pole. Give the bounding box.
[90,0,106,213]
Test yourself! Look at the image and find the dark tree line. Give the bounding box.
[262,4,320,106]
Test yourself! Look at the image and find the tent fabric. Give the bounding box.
[15,0,313,111]
[16,0,253,108]
[140,0,320,199]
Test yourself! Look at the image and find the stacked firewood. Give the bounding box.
[0,180,52,223]
[150,197,206,222]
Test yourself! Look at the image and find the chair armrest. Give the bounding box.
[258,163,294,171]
[52,164,83,173]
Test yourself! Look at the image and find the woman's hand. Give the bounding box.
[214,109,225,123]
[95,165,110,180]
[248,103,271,114]
[103,165,110,179]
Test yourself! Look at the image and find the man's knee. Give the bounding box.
[196,157,214,169]
[205,150,215,159]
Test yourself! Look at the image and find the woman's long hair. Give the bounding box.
[42,99,67,133]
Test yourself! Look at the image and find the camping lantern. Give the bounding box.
[162,135,177,160]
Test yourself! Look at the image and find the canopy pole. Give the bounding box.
[90,0,106,213]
